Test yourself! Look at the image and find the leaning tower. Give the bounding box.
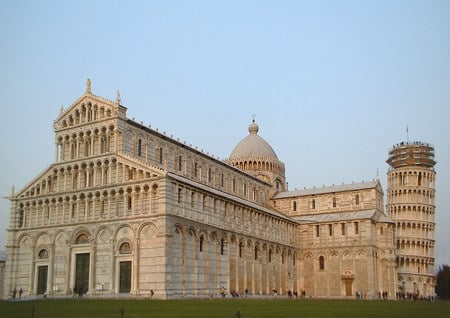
[386,142,436,298]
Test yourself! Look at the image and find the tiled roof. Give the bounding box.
[273,180,380,199]
[293,209,392,224]
[167,172,296,223]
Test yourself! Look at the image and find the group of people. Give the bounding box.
[396,292,435,301]
[378,290,389,300]
[10,287,23,300]
[220,287,307,299]
[286,290,307,299]
[355,290,368,299]
[221,287,247,298]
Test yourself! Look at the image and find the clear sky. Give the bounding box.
[0,1,449,266]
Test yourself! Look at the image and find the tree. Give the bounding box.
[435,265,450,300]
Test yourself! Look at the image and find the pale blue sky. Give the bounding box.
[1,1,449,266]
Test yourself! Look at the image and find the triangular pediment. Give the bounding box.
[14,153,165,200]
[374,179,384,195]
[53,87,127,131]
[15,164,56,199]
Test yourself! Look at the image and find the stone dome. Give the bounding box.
[229,120,279,160]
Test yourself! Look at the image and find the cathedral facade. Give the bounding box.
[3,82,435,299]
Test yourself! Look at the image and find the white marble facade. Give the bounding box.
[3,82,434,299]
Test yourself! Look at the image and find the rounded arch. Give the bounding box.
[172,223,185,236]
[35,232,51,248]
[342,249,353,258]
[262,242,268,252]
[356,249,367,258]
[53,230,69,247]
[210,231,219,243]
[329,250,339,257]
[342,269,354,279]
[114,223,135,240]
[37,248,49,259]
[220,232,230,242]
[318,255,325,270]
[303,252,313,259]
[93,225,112,242]
[17,233,33,247]
[71,226,92,245]
[198,229,209,242]
[138,221,158,239]
[116,238,134,254]
[187,226,197,239]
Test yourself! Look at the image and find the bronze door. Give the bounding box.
[37,265,48,295]
[75,253,90,295]
[119,261,132,293]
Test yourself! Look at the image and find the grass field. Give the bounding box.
[1,298,448,318]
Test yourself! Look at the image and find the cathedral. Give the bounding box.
[3,81,436,299]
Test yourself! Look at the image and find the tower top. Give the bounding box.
[386,141,435,169]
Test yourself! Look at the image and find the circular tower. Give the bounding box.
[386,141,436,298]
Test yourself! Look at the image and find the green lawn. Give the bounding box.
[0,298,448,318]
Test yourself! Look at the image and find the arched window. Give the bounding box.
[127,196,132,210]
[137,139,142,156]
[178,155,183,172]
[199,235,204,252]
[220,239,226,255]
[119,242,131,254]
[75,233,89,244]
[18,206,25,228]
[158,147,163,164]
[293,201,297,211]
[38,249,49,259]
[191,191,195,208]
[177,188,182,204]
[202,195,207,210]
[319,255,325,270]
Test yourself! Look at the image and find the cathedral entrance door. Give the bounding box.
[75,253,90,295]
[342,271,354,297]
[119,261,132,293]
[37,265,48,295]
[344,279,353,296]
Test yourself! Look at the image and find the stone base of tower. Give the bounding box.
[397,273,435,299]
